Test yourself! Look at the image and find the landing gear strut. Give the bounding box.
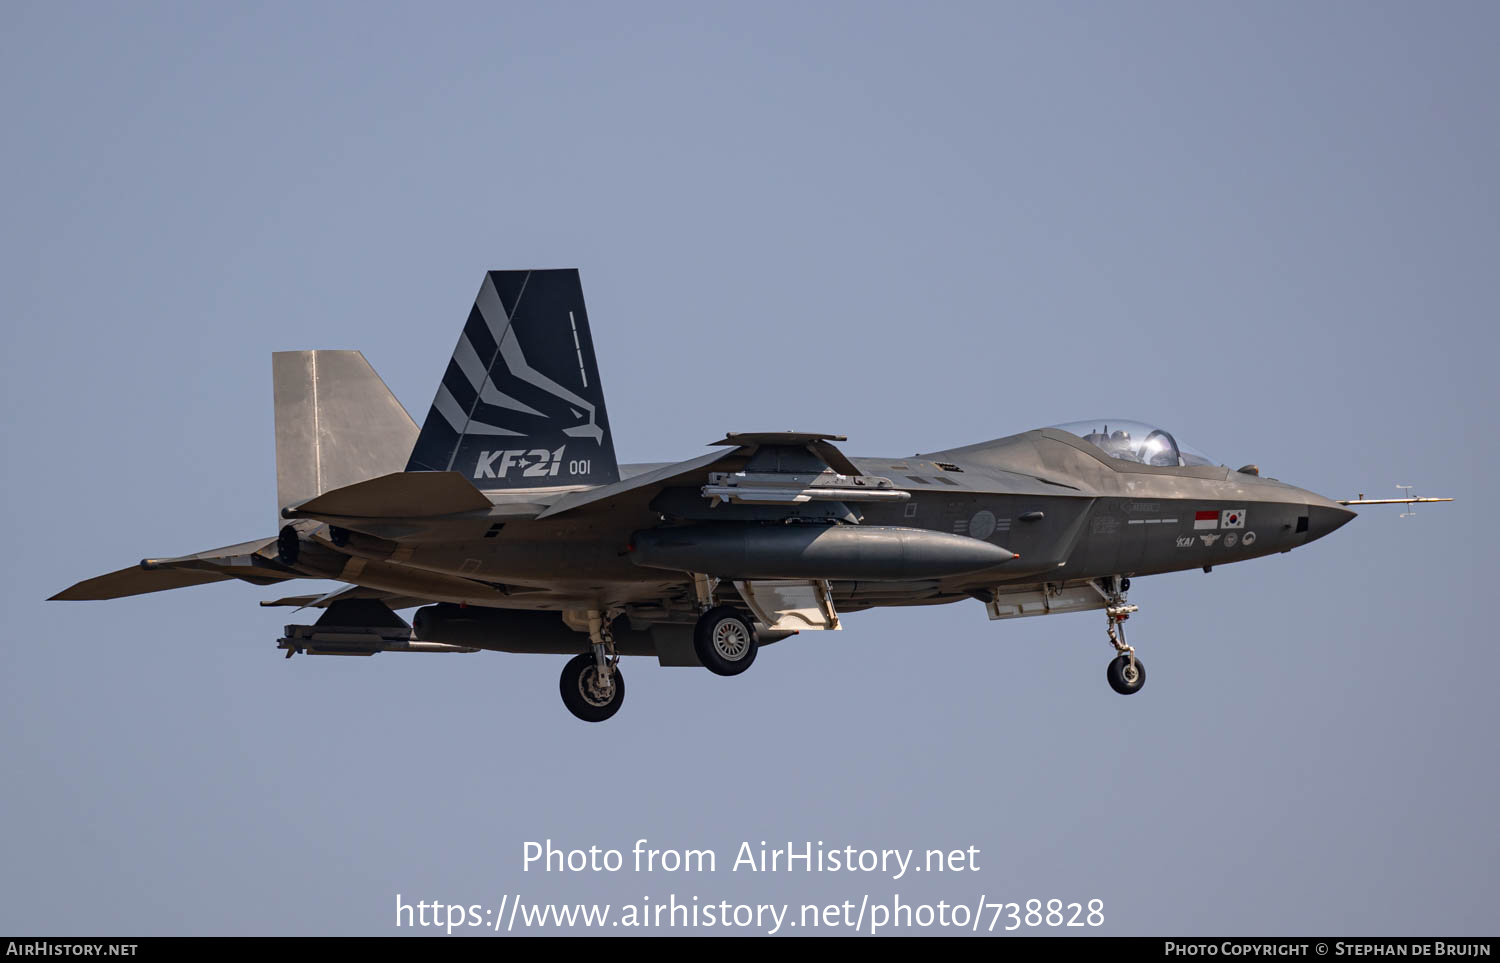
[559,609,625,722]
[1093,576,1145,695]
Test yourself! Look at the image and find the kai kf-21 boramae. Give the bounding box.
[51,270,1452,721]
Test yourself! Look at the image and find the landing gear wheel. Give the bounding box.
[559,653,624,722]
[1106,654,1146,695]
[693,605,759,676]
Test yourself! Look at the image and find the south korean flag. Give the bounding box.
[1220,509,1247,529]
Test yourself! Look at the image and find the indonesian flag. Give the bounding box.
[1220,509,1247,529]
[1194,511,1219,530]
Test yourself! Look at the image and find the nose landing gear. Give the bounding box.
[1093,576,1146,695]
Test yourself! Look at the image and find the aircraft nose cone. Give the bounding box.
[1305,503,1357,543]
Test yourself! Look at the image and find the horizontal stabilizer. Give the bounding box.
[51,536,293,601]
[50,565,232,601]
[286,471,492,519]
[141,536,280,573]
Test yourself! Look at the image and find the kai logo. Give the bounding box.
[475,446,566,480]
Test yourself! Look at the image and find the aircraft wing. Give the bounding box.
[535,432,868,520]
[535,448,735,519]
[711,432,860,475]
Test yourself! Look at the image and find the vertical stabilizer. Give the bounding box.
[273,350,419,517]
[404,269,620,490]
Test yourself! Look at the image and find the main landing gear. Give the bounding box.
[559,610,625,722]
[694,606,759,676]
[557,578,763,720]
[1093,576,1146,695]
[690,574,759,676]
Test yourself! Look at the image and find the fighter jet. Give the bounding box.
[50,269,1449,721]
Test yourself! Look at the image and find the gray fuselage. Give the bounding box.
[300,427,1353,622]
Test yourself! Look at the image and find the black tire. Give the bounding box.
[1106,654,1146,695]
[693,606,759,677]
[559,653,625,722]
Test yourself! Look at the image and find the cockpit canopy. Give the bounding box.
[1052,419,1217,468]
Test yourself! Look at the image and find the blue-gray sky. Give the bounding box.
[2,1,1495,936]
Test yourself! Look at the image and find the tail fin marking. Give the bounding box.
[406,269,619,488]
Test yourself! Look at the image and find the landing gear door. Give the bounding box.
[733,580,842,631]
